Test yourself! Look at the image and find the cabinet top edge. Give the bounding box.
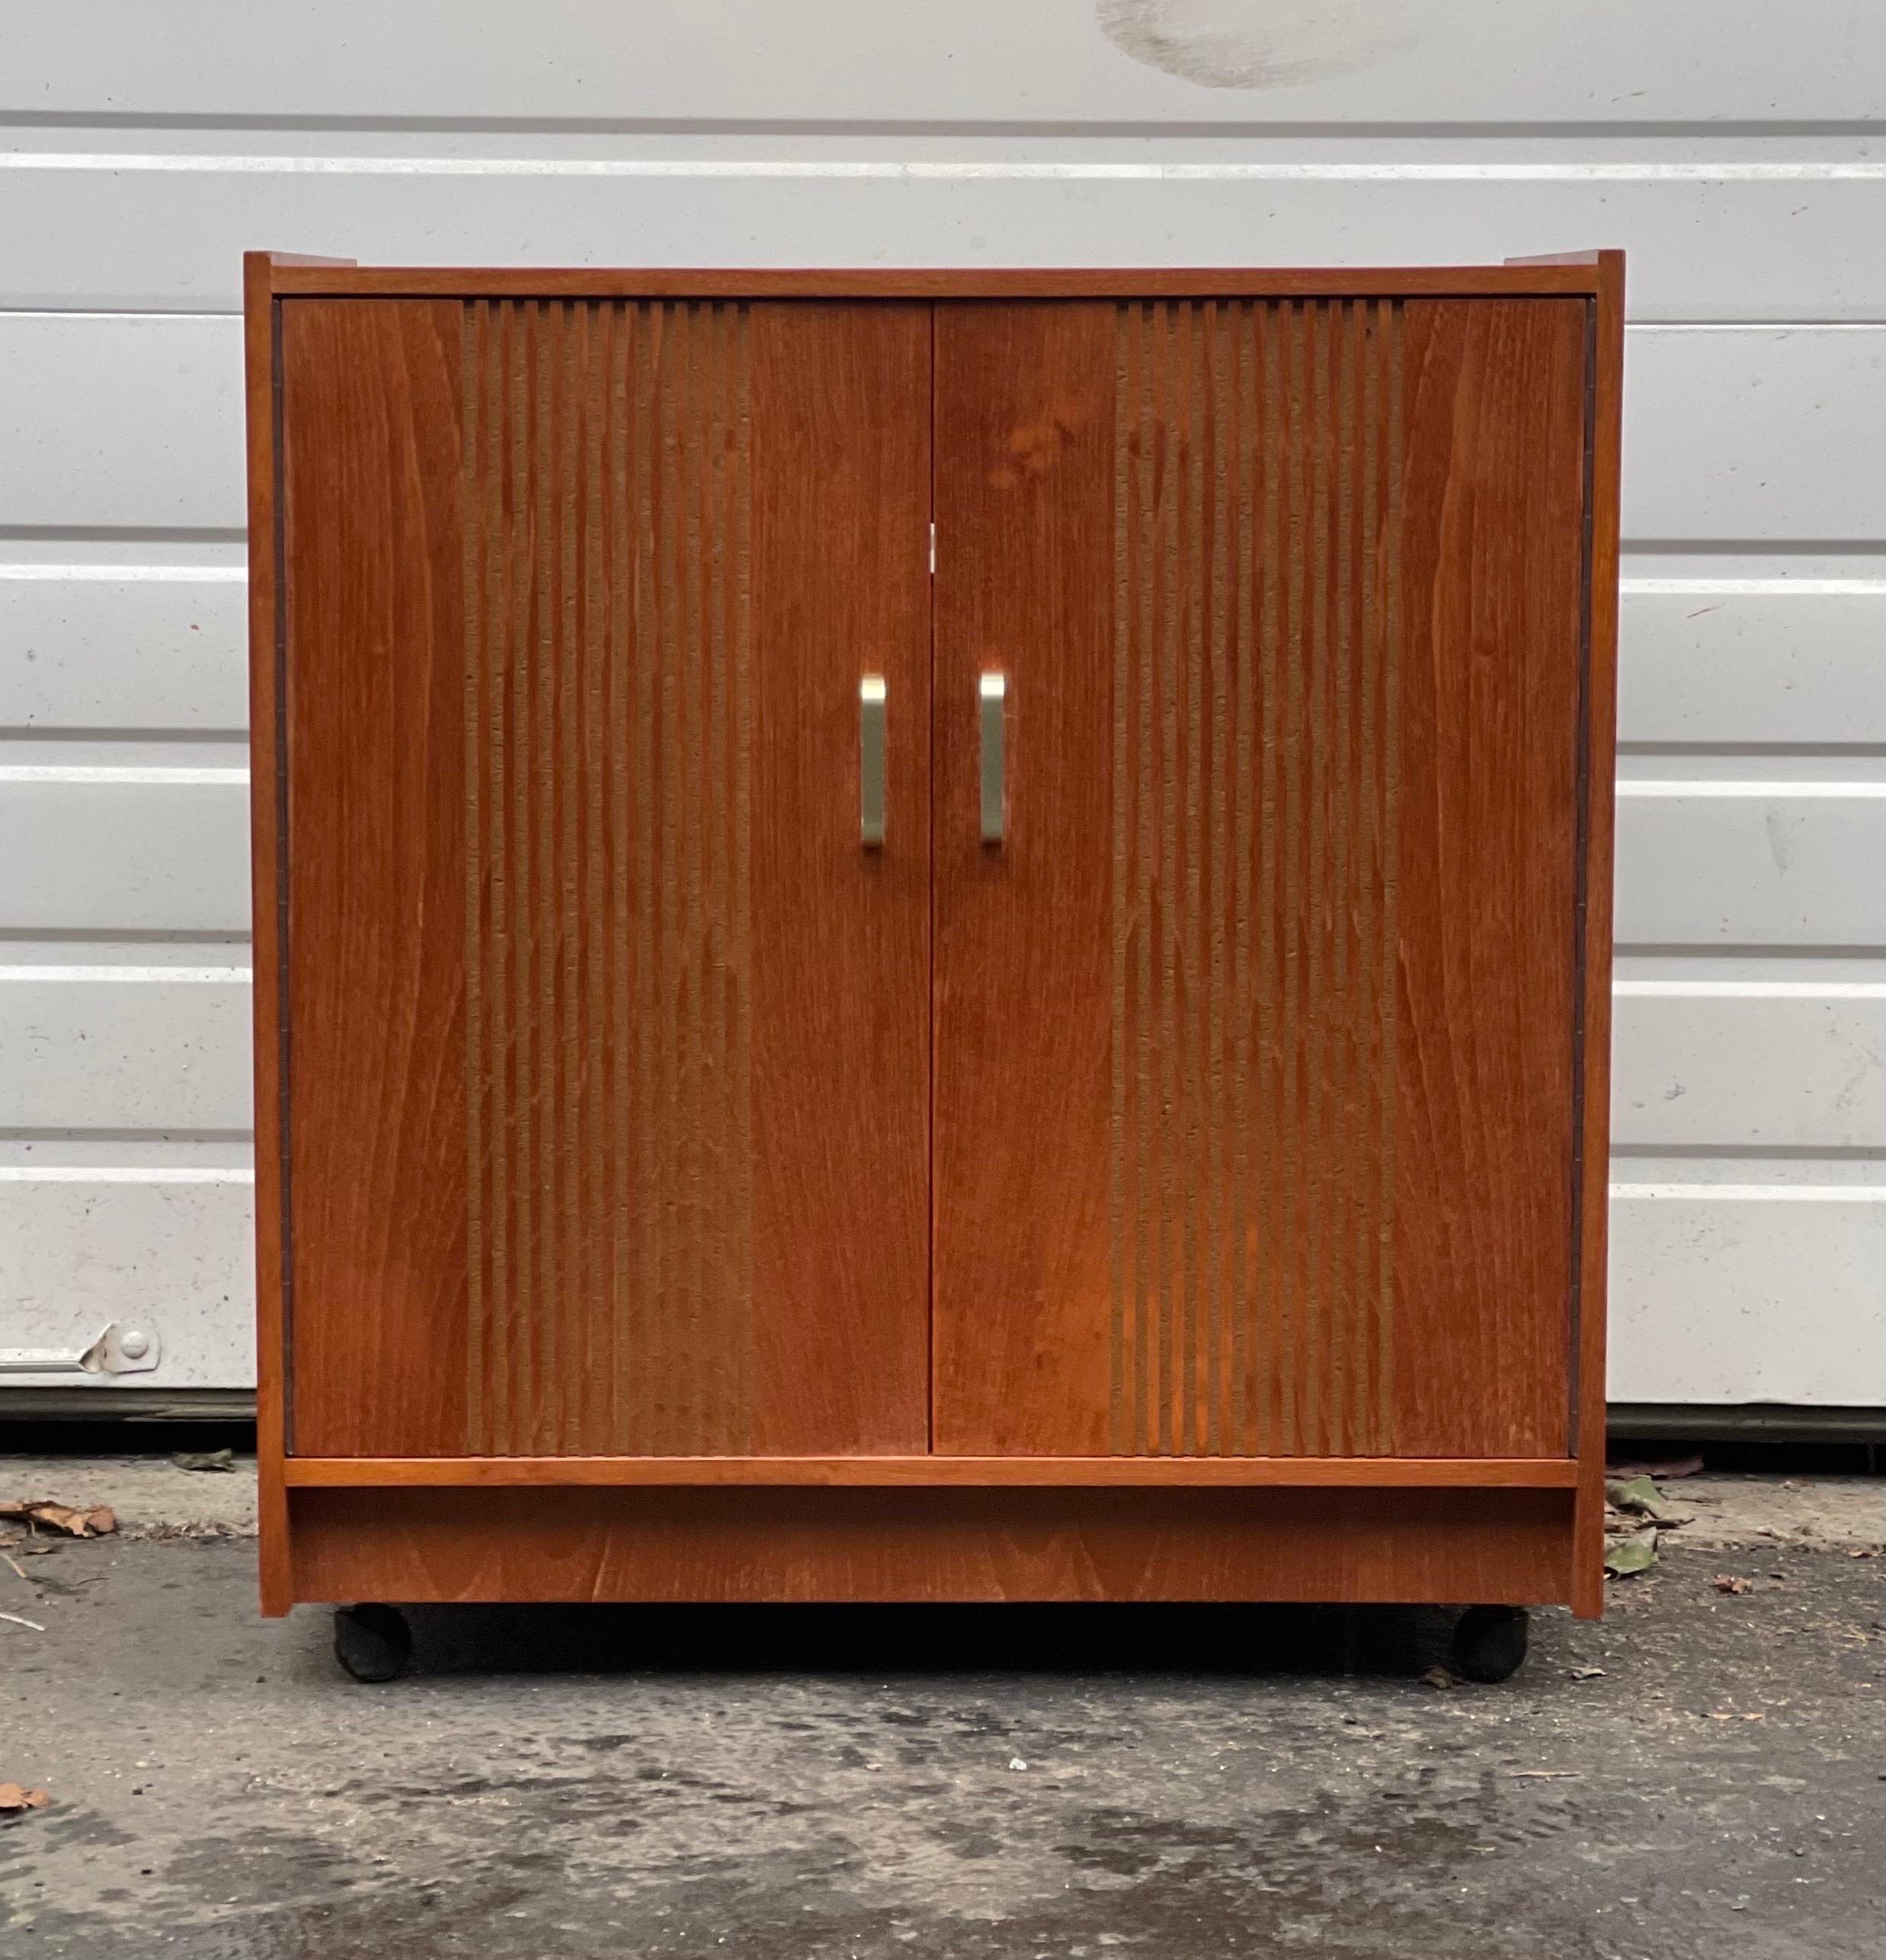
[253,261,1619,302]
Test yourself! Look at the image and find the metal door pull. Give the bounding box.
[860,674,887,847]
[978,671,1007,844]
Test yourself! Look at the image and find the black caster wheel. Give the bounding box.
[1451,1605,1529,1683]
[334,1603,412,1683]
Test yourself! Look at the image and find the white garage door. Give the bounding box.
[2,2,1882,1408]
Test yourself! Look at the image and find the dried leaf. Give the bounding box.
[169,1449,236,1474]
[18,1504,115,1539]
[1714,1574,1753,1595]
[1420,1665,1458,1689]
[0,1785,50,1814]
[1604,1476,1691,1526]
[1604,1529,1658,1577]
[1569,1665,1607,1680]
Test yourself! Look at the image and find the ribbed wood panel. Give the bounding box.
[461,298,752,1455]
[1108,297,1404,1456]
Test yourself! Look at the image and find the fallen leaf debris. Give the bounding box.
[0,1500,117,1539]
[1604,1528,1659,1577]
[1599,1469,1704,1580]
[1606,1475,1694,1526]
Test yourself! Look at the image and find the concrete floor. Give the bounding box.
[2,1476,1881,1959]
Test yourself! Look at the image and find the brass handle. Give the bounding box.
[860,674,887,847]
[978,671,1007,844]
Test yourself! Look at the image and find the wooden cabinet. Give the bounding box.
[247,257,1622,1631]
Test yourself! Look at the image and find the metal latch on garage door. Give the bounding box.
[0,1322,162,1376]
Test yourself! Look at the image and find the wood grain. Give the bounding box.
[283,1455,1579,1488]
[1391,297,1590,1456]
[287,1484,1575,1607]
[278,298,931,1457]
[459,297,757,1455]
[744,303,933,1455]
[932,296,1589,1460]
[280,297,471,1459]
[931,302,1118,1456]
[1098,296,1407,1456]
[265,266,1609,302]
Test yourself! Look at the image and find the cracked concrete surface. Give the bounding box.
[2,1473,1881,1959]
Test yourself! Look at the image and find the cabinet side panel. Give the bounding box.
[282,299,472,1456]
[244,255,291,1609]
[1572,255,1625,1616]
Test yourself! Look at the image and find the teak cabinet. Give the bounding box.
[246,255,1622,1638]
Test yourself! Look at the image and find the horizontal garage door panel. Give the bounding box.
[1612,988,1886,1149]
[1609,1187,1886,1407]
[0,777,250,932]
[0,967,251,1131]
[0,566,248,732]
[1625,329,1886,543]
[0,1171,255,1390]
[1615,789,1886,949]
[5,2,1880,123]
[1619,584,1886,746]
[0,315,245,533]
[4,161,1881,320]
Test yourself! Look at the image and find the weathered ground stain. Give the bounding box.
[4,1538,1881,1960]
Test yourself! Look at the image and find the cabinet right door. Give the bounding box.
[931,294,1592,1459]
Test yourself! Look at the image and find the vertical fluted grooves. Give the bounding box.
[1109,298,1404,1456]
[463,299,752,1456]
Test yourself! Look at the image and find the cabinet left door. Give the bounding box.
[273,297,933,1457]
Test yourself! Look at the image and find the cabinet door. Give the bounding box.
[932,296,1590,1459]
[278,298,932,1456]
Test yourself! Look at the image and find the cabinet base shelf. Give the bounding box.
[282,1455,1580,1490]
[276,1484,1595,1618]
